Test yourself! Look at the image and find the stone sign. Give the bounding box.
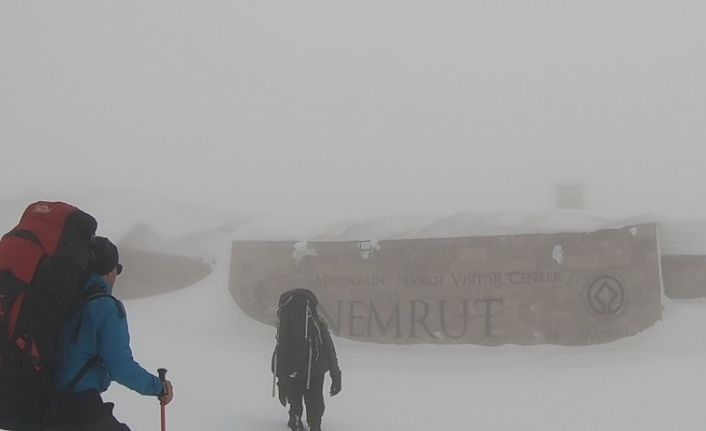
[229,223,662,345]
[661,255,706,299]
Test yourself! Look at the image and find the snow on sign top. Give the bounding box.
[235,210,706,256]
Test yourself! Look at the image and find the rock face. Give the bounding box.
[661,255,706,299]
[229,223,662,345]
[113,247,212,300]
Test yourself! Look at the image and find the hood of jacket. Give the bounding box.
[84,273,113,296]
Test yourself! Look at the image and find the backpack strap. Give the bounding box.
[65,355,100,392]
[0,273,9,339]
[71,289,111,314]
[2,229,42,246]
[71,287,125,343]
[48,287,124,421]
[43,355,101,426]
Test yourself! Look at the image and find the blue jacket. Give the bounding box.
[55,274,164,396]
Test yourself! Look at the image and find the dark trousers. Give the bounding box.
[42,390,131,431]
[286,374,325,427]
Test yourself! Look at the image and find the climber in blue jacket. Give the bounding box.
[50,236,174,431]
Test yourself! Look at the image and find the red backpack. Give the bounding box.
[0,201,97,430]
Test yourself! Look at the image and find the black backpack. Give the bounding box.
[273,289,324,390]
[0,201,97,430]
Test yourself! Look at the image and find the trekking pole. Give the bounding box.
[158,368,168,431]
[272,349,278,398]
[305,303,312,390]
[272,319,279,397]
[272,304,281,398]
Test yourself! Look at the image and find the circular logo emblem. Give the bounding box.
[587,275,624,316]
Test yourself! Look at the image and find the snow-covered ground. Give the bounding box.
[4,198,706,430]
[105,227,706,431]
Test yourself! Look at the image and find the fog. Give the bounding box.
[3,5,706,429]
[2,1,705,223]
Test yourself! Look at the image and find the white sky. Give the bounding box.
[2,1,705,221]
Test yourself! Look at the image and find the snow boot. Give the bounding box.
[287,415,304,431]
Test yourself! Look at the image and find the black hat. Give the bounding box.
[89,236,120,276]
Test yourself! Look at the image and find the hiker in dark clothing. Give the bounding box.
[273,289,341,431]
[47,237,174,431]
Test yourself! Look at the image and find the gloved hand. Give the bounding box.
[329,371,341,396]
[277,379,289,407]
[159,380,174,406]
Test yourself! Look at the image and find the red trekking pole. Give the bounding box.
[158,368,168,431]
